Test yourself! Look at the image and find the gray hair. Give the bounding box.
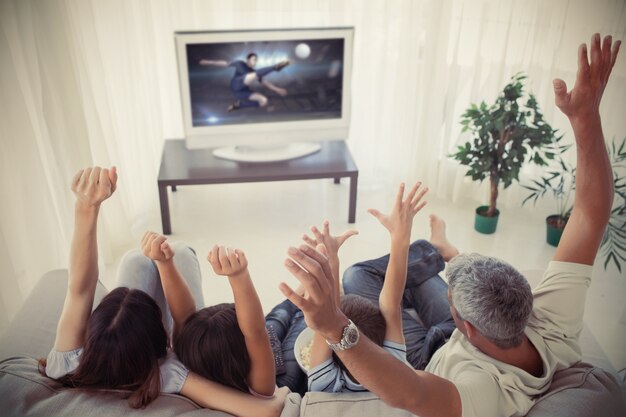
[447,253,533,349]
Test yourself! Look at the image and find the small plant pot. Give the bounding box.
[474,206,500,234]
[546,215,567,247]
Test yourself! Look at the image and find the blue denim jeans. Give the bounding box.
[342,239,456,370]
[265,299,308,395]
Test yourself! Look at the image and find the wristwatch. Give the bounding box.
[326,320,360,352]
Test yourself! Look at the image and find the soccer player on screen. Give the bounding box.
[199,53,290,112]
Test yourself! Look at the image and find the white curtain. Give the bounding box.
[1,0,625,332]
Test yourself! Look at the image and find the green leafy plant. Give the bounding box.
[601,137,626,272]
[451,73,562,217]
[522,144,575,229]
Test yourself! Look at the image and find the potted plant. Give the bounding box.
[600,137,626,272]
[522,146,575,246]
[451,73,562,234]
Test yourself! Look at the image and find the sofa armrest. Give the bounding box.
[0,269,108,361]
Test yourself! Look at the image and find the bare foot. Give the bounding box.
[429,214,459,262]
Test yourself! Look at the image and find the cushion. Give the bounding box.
[526,362,626,417]
[0,269,108,361]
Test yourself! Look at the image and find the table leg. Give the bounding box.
[159,184,172,235]
[348,174,357,223]
[334,177,340,184]
[172,185,177,192]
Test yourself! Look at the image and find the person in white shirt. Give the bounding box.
[278,33,622,417]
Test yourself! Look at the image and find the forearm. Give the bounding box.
[181,372,281,417]
[379,238,409,315]
[68,203,100,295]
[229,271,275,395]
[309,332,332,368]
[332,332,460,417]
[155,260,196,334]
[229,271,267,338]
[570,114,614,221]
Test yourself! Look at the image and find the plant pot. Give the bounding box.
[546,215,567,247]
[474,206,500,234]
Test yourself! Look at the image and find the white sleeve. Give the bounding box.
[382,340,409,364]
[454,372,501,417]
[307,358,343,392]
[45,348,83,379]
[531,261,592,338]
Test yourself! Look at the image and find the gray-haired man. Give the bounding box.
[279,33,621,417]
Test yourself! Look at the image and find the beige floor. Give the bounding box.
[102,179,626,376]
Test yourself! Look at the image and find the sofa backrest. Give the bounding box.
[0,357,232,417]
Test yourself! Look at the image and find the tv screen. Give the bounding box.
[175,28,353,151]
[185,38,344,127]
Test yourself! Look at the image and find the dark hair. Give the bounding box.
[246,52,257,61]
[333,294,386,378]
[174,303,251,393]
[39,287,168,408]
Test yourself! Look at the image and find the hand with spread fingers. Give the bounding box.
[302,220,358,285]
[302,220,358,260]
[368,181,429,243]
[553,33,620,122]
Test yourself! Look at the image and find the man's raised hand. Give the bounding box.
[553,33,620,121]
[280,245,348,340]
[71,166,118,208]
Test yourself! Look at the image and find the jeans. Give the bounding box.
[115,242,205,340]
[265,299,308,395]
[342,239,456,370]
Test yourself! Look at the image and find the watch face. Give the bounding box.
[346,326,359,345]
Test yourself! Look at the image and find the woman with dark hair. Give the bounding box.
[40,166,287,416]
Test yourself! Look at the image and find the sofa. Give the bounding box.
[1,270,624,417]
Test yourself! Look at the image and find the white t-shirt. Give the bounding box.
[45,348,189,393]
[426,261,592,417]
[308,340,411,393]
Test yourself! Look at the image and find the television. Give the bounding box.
[174,27,354,162]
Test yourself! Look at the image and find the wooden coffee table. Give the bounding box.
[158,140,359,234]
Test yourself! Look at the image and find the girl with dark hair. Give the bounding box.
[144,223,359,396]
[141,232,283,396]
[40,166,287,416]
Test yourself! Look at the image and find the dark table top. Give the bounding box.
[158,140,358,185]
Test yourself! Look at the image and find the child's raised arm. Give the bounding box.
[141,232,196,342]
[208,245,275,397]
[369,182,428,344]
[300,222,358,369]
